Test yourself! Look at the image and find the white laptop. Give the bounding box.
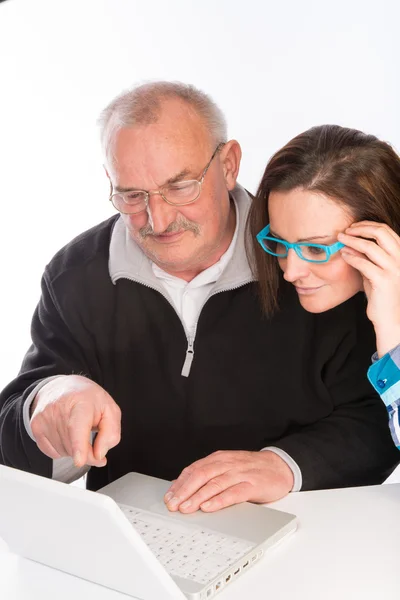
[0,465,297,599]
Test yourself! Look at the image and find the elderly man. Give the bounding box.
[0,82,398,513]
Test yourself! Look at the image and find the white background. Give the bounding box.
[0,0,399,480]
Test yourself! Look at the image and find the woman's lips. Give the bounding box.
[295,285,324,295]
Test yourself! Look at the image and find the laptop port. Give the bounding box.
[215,581,223,591]
[225,574,232,583]
[233,567,240,576]
[243,560,249,569]
[251,554,257,562]
[206,588,213,597]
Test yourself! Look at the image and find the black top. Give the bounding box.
[0,216,398,490]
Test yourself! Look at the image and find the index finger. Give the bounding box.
[165,451,234,496]
[340,227,400,261]
[347,222,400,247]
[92,405,121,461]
[165,461,228,511]
[67,403,96,467]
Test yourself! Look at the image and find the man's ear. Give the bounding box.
[220,140,242,191]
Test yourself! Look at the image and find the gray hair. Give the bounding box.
[98,81,228,167]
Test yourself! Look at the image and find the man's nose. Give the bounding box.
[147,192,179,233]
[282,248,310,282]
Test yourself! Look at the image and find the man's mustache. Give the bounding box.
[139,217,201,239]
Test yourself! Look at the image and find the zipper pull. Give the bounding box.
[181,338,195,377]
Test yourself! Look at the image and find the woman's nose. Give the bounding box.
[282,248,310,282]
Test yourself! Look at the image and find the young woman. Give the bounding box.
[248,124,400,450]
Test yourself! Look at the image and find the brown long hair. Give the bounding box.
[247,124,400,316]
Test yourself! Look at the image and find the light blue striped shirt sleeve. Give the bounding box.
[367,344,400,450]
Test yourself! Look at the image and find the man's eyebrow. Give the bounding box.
[114,185,140,193]
[269,229,334,243]
[165,168,192,185]
[114,169,193,194]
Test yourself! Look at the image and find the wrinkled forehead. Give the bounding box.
[107,110,213,186]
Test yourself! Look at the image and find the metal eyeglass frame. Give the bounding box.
[256,224,345,263]
[109,142,225,214]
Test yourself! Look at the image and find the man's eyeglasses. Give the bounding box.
[109,143,225,215]
[256,224,345,263]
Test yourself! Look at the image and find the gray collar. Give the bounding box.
[108,183,255,293]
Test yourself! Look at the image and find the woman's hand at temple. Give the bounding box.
[338,221,400,357]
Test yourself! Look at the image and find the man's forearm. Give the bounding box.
[0,385,53,477]
[274,404,400,490]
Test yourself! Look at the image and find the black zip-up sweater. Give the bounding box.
[0,188,399,491]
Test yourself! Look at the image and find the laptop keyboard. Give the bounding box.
[118,503,255,584]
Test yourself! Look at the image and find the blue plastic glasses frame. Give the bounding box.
[256,224,345,263]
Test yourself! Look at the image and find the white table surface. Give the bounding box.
[1,483,399,600]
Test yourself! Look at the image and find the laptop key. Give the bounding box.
[118,503,255,584]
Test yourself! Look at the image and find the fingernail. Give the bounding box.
[168,496,180,507]
[164,492,173,503]
[180,500,191,510]
[74,451,82,465]
[201,501,211,510]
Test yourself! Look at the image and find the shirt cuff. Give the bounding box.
[261,446,302,492]
[367,349,400,407]
[371,343,400,365]
[23,375,64,441]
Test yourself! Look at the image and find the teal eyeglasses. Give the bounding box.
[256,224,345,263]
